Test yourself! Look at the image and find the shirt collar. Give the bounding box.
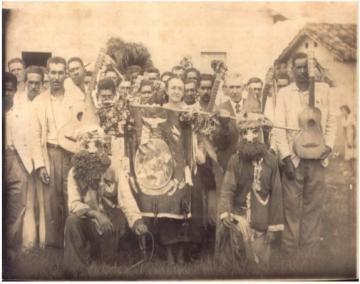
[230,98,243,111]
[49,88,65,101]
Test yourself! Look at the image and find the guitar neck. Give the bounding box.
[308,49,316,107]
[309,77,315,107]
[86,49,105,101]
[80,49,107,126]
[206,77,221,112]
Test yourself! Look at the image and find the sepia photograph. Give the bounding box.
[2,1,358,280]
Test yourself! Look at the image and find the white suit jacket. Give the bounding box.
[8,91,36,174]
[31,87,85,173]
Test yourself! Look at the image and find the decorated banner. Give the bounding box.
[126,105,193,219]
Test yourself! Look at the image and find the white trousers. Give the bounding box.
[22,173,46,249]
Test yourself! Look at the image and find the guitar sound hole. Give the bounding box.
[77,112,84,121]
[307,119,316,127]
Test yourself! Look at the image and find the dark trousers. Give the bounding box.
[41,146,72,248]
[4,150,28,253]
[64,213,125,273]
[282,159,326,253]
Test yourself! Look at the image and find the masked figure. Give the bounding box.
[216,114,284,266]
[64,125,147,276]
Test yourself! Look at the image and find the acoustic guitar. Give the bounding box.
[293,49,327,159]
[58,49,106,153]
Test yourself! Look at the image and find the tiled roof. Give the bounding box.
[276,23,357,63]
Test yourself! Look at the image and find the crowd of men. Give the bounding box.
[4,51,337,277]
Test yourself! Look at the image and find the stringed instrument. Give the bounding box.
[58,49,106,153]
[293,48,327,159]
[206,60,227,113]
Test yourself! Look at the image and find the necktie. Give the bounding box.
[235,102,241,114]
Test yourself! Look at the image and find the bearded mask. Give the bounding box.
[72,151,111,194]
[236,113,273,161]
[73,125,111,194]
[238,140,267,162]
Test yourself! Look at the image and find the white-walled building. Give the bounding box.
[6,2,356,80]
[3,3,356,83]
[274,23,357,112]
[273,23,357,155]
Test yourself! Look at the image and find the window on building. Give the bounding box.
[22,52,52,68]
[200,51,227,73]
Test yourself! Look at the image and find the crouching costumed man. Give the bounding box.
[64,125,147,275]
[216,114,284,266]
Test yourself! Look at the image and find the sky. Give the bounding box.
[3,2,358,79]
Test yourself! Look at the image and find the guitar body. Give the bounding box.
[57,108,84,153]
[293,105,326,159]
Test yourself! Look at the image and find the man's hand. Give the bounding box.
[265,231,276,244]
[133,219,148,236]
[269,148,277,156]
[222,213,236,228]
[37,167,50,184]
[283,156,296,180]
[94,212,113,233]
[320,146,332,160]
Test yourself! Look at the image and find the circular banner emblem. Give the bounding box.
[134,138,174,195]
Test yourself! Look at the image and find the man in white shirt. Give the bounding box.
[67,57,86,95]
[16,66,47,250]
[32,57,85,248]
[4,72,26,261]
[272,52,337,255]
[5,67,45,257]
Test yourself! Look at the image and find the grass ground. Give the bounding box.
[3,156,357,280]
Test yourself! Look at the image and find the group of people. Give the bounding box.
[4,50,339,276]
